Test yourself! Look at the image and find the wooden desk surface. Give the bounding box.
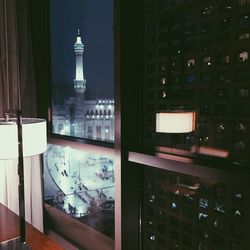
[0,203,63,250]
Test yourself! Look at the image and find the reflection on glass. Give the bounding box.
[44,144,115,238]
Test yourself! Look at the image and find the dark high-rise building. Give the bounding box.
[140,1,250,249]
[143,0,250,167]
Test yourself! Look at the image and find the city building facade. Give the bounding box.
[52,32,114,142]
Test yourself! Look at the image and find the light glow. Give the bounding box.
[0,118,47,159]
[156,111,196,133]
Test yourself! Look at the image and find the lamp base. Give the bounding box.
[0,237,31,250]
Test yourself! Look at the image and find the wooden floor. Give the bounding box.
[0,203,63,250]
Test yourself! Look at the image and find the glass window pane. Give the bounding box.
[44,144,115,243]
[50,0,114,142]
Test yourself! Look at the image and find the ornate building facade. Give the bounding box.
[52,31,114,142]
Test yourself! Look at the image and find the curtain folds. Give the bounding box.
[0,0,37,116]
[0,0,19,115]
[0,157,44,232]
[0,0,43,233]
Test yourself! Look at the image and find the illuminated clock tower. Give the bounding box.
[74,29,86,103]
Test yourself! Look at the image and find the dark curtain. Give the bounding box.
[0,0,37,118]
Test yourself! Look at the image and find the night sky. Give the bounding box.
[50,0,114,99]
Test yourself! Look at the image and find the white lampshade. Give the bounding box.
[156,111,196,133]
[0,118,47,159]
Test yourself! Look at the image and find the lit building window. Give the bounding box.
[202,56,212,67]
[238,14,250,26]
[219,2,232,12]
[201,6,213,16]
[238,33,250,39]
[160,77,167,85]
[237,88,249,97]
[238,51,248,62]
[159,62,167,72]
[96,125,102,139]
[239,0,250,6]
[186,58,195,68]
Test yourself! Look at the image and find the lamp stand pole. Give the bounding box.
[17,110,26,243]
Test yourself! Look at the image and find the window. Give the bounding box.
[201,40,211,51]
[159,32,168,43]
[186,58,195,68]
[186,74,196,84]
[202,56,212,67]
[44,144,115,239]
[238,14,250,26]
[159,62,168,73]
[159,18,169,29]
[160,76,167,85]
[236,70,249,81]
[217,33,231,42]
[218,72,232,83]
[184,10,196,20]
[237,88,249,98]
[218,54,230,64]
[238,33,250,39]
[219,1,232,12]
[185,41,197,52]
[48,1,115,248]
[184,26,196,36]
[200,73,211,84]
[50,0,114,143]
[238,51,248,62]
[239,0,250,6]
[201,6,214,16]
[171,59,181,69]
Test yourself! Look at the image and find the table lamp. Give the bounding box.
[0,111,47,249]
